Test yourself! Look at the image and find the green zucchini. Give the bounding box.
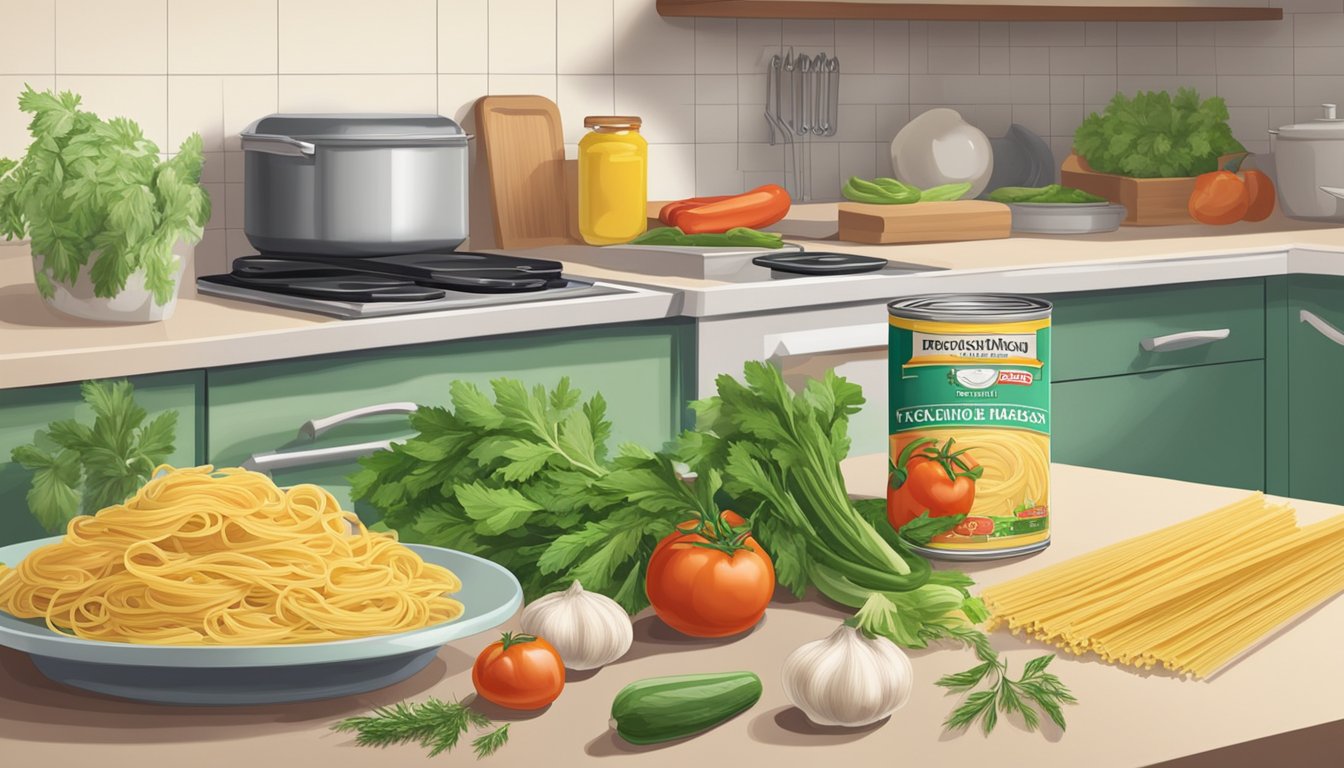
[609,671,763,744]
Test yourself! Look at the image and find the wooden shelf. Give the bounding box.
[656,0,1283,21]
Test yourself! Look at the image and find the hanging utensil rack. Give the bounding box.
[766,47,839,202]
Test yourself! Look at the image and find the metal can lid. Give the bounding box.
[888,294,1052,322]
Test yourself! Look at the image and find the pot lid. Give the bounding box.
[1274,103,1344,140]
[242,114,467,144]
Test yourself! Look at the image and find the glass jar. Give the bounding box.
[578,116,647,245]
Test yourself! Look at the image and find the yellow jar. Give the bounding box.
[578,116,647,245]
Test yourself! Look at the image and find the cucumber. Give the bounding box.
[609,671,763,744]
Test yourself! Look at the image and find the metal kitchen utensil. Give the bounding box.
[240,114,471,257]
[825,56,840,137]
[798,54,813,135]
[765,54,779,145]
[811,54,827,136]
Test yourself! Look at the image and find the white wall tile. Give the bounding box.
[280,0,435,74]
[738,103,772,143]
[980,47,1010,74]
[200,151,224,184]
[831,104,875,141]
[54,75,167,148]
[907,22,928,74]
[910,75,1012,105]
[948,104,1012,135]
[1010,22,1083,47]
[808,140,840,200]
[168,76,224,153]
[1116,22,1177,47]
[56,0,165,74]
[1217,18,1293,47]
[1,0,54,73]
[1051,47,1117,75]
[839,141,878,185]
[225,181,245,229]
[225,228,254,261]
[874,21,909,74]
[694,142,743,196]
[1272,0,1344,12]
[0,75,54,159]
[980,22,1010,47]
[1085,22,1117,47]
[840,73,907,104]
[487,0,556,75]
[1118,47,1178,75]
[1010,47,1049,74]
[1294,75,1344,106]
[169,0,277,75]
[1177,22,1217,47]
[278,74,438,112]
[222,76,277,151]
[647,143,695,199]
[193,229,227,277]
[1227,107,1270,145]
[440,0,488,74]
[1050,104,1085,137]
[1084,74,1118,103]
[1219,75,1295,107]
[1012,103,1051,138]
[1011,75,1050,104]
[1296,47,1344,75]
[739,142,784,171]
[614,75,694,143]
[615,0,694,75]
[1051,75,1083,103]
[875,103,909,140]
[928,22,978,48]
[737,20,781,73]
[697,74,737,104]
[929,47,979,75]
[696,19,737,75]
[438,74,488,124]
[695,103,737,144]
[1298,15,1344,46]
[1217,47,1294,76]
[1116,75,1217,97]
[836,21,875,73]
[783,20,834,48]
[1178,47,1217,75]
[738,74,767,106]
[557,75,615,144]
[488,73,557,102]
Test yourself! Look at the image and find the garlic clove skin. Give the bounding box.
[781,624,914,728]
[518,581,634,671]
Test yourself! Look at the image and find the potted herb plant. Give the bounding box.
[0,86,211,322]
[1063,88,1245,226]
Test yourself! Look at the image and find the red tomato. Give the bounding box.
[905,456,977,518]
[1241,170,1275,222]
[645,511,775,638]
[1017,506,1049,519]
[953,516,995,536]
[1189,171,1249,225]
[887,437,982,529]
[472,632,565,710]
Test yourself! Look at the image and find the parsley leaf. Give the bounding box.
[1074,88,1245,178]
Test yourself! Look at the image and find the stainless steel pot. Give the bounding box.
[241,114,470,256]
[1268,103,1344,221]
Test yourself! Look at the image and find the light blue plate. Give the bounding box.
[0,537,521,705]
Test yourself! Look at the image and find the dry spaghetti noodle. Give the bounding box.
[0,465,464,645]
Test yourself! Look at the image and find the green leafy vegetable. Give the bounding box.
[351,378,694,613]
[332,697,508,759]
[919,182,974,202]
[989,184,1107,204]
[842,177,972,205]
[937,648,1076,734]
[1073,88,1245,179]
[899,511,968,547]
[629,226,783,249]
[10,379,177,532]
[0,86,212,305]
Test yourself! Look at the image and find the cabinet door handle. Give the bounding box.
[242,440,400,475]
[299,402,418,439]
[1139,329,1230,352]
[1300,309,1344,347]
[765,323,887,358]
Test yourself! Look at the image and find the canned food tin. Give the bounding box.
[887,294,1052,561]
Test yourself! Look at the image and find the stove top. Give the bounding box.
[196,250,627,319]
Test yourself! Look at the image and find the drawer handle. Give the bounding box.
[1140,329,1230,353]
[299,402,418,439]
[1300,309,1344,347]
[765,323,887,358]
[242,440,399,475]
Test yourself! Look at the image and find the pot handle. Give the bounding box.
[1321,186,1344,201]
[241,133,317,157]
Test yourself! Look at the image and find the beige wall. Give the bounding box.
[0,0,1339,272]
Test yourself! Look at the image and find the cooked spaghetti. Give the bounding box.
[933,428,1050,518]
[981,493,1344,678]
[0,465,464,645]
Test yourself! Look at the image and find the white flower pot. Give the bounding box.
[33,245,191,324]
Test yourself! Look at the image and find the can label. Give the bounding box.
[888,314,1051,555]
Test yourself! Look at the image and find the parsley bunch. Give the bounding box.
[351,378,696,613]
[1073,88,1245,179]
[0,86,211,304]
[10,379,178,533]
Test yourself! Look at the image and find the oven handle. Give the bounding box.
[765,323,887,358]
[299,402,419,439]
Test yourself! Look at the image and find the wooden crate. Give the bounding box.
[1060,153,1197,226]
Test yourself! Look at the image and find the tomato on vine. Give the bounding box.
[887,436,984,530]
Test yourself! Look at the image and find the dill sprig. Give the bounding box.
[332,697,507,759]
[936,644,1077,735]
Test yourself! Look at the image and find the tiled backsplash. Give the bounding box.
[0,0,1341,272]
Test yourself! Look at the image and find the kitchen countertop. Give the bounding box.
[0,458,1339,767]
[7,208,1344,389]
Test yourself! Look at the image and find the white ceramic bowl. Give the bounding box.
[891,109,995,198]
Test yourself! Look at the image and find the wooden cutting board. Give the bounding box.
[474,95,578,249]
[838,200,1012,245]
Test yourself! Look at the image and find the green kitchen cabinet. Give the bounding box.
[1052,360,1265,491]
[1285,275,1344,505]
[206,321,695,519]
[0,371,205,546]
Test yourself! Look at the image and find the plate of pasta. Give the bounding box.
[0,465,522,705]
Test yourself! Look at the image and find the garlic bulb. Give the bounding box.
[781,624,914,727]
[518,581,633,670]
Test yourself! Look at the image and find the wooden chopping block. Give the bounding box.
[837,200,1012,245]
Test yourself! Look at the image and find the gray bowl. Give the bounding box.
[1008,202,1128,234]
[0,538,521,705]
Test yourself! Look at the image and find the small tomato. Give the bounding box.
[472,632,565,710]
[1241,170,1275,222]
[1189,170,1250,225]
[645,511,775,638]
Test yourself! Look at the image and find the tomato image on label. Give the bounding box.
[887,437,984,529]
[953,516,995,536]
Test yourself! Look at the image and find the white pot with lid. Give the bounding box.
[1270,103,1344,220]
